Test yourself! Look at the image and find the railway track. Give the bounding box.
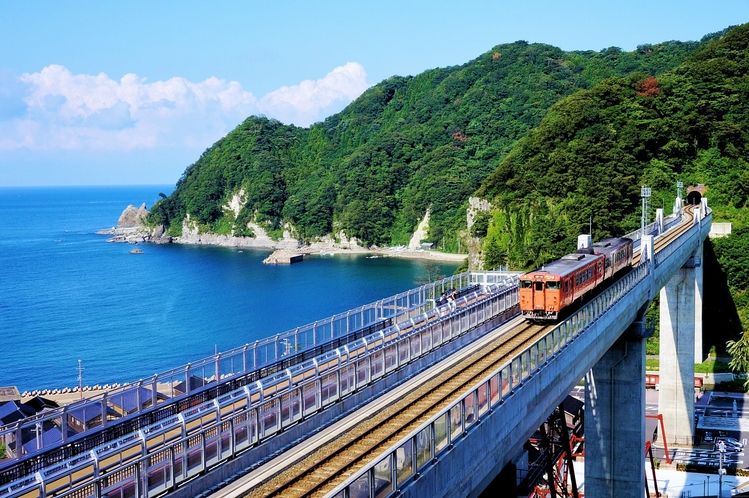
[239,321,551,498]
[632,205,696,266]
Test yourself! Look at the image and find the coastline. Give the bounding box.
[10,228,468,404]
[97,226,468,263]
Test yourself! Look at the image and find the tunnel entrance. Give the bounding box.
[686,184,706,205]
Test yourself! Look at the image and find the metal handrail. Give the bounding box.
[0,275,521,498]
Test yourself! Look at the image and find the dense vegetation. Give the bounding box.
[149,35,719,249]
[476,23,749,269]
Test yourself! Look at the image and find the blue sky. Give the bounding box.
[1,1,748,186]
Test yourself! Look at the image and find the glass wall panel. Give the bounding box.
[450,404,463,441]
[395,440,414,486]
[302,381,318,417]
[349,472,371,498]
[530,345,538,371]
[463,392,477,428]
[501,367,511,397]
[357,357,370,386]
[398,341,410,366]
[477,382,489,416]
[385,345,398,373]
[421,329,432,354]
[520,353,528,380]
[340,365,355,397]
[416,426,432,470]
[374,455,393,498]
[371,350,384,379]
[490,374,500,406]
[511,358,520,387]
[434,413,449,454]
[411,335,421,358]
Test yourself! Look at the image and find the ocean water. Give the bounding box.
[0,186,459,392]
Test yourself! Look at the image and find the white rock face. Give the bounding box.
[408,210,430,249]
[223,189,246,219]
[466,197,493,270]
[467,197,492,229]
[176,216,300,249]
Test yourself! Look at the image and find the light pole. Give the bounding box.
[677,181,683,202]
[641,186,652,235]
[718,440,726,498]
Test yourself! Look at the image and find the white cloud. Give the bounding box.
[258,62,370,126]
[0,62,371,152]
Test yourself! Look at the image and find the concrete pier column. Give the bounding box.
[694,242,704,362]
[659,258,699,445]
[585,332,646,497]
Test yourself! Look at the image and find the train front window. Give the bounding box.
[546,281,560,290]
[534,281,544,291]
[521,280,532,288]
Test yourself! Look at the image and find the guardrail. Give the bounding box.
[0,275,520,498]
[0,270,509,467]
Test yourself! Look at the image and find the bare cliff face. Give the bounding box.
[101,204,171,244]
[117,203,148,228]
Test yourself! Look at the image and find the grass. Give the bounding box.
[646,357,732,373]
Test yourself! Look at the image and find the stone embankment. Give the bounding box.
[263,249,306,264]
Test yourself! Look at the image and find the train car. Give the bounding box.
[591,237,634,279]
[519,237,633,322]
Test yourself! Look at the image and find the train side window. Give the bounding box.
[534,281,544,291]
[547,281,560,290]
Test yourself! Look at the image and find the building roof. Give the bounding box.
[697,415,749,432]
[109,387,168,414]
[0,386,20,403]
[0,400,35,425]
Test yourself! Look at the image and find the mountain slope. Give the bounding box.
[149,31,727,249]
[475,23,749,269]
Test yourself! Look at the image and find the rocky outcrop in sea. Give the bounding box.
[97,204,172,244]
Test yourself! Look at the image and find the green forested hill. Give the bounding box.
[475,23,749,270]
[149,33,722,249]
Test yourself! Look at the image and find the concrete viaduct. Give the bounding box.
[386,202,712,497]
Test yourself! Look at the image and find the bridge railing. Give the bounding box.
[328,263,651,498]
[624,212,681,247]
[0,269,513,462]
[654,210,712,267]
[0,276,521,498]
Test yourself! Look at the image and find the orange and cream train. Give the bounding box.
[519,237,634,322]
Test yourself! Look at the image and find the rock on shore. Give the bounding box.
[97,204,172,244]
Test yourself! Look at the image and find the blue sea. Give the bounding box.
[0,186,459,392]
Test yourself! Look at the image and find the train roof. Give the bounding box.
[591,237,632,250]
[521,252,602,279]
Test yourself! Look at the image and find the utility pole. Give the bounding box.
[77,360,84,400]
[718,440,726,498]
